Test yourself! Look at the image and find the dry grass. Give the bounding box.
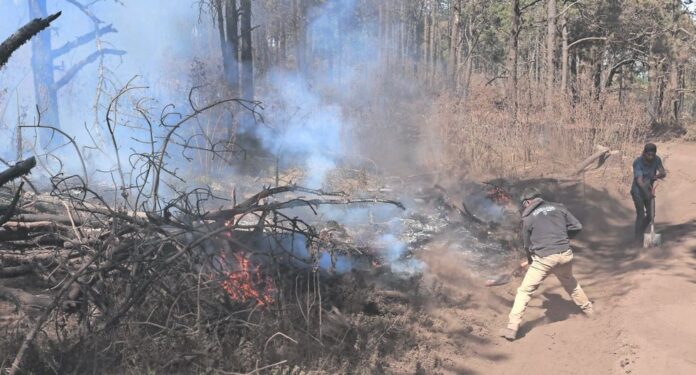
[426,79,649,180]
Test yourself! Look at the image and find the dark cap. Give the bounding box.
[519,187,542,204]
[643,143,657,153]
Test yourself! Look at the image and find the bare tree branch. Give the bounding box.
[567,36,607,49]
[54,48,126,90]
[52,24,117,58]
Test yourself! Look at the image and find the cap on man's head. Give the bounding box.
[519,187,542,204]
[643,143,657,153]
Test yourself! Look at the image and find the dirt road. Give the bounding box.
[403,142,696,375]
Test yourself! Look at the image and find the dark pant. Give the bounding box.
[631,192,653,237]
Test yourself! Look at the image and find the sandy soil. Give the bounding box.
[397,141,696,375]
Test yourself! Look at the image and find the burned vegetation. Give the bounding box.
[1,16,523,372]
[0,68,526,374]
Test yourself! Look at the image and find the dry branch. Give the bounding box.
[0,12,61,68]
[13,213,85,226]
[205,192,405,222]
[0,157,37,188]
[569,145,619,177]
[0,182,23,226]
[433,184,486,224]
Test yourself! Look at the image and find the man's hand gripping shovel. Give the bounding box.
[485,258,530,287]
[643,181,662,248]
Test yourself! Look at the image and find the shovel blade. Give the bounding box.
[643,232,662,248]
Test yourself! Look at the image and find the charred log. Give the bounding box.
[0,157,37,187]
[0,12,61,68]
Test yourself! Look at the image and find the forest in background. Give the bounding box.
[2,1,695,181]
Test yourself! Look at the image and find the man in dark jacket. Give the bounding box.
[499,188,594,341]
[631,143,666,240]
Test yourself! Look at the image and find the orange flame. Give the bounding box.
[219,252,275,307]
[486,185,512,204]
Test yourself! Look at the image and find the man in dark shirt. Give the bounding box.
[631,143,666,240]
[499,187,593,341]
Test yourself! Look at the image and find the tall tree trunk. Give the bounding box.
[428,1,438,87]
[214,0,227,66]
[507,0,520,119]
[28,0,60,136]
[422,0,430,80]
[255,25,269,76]
[240,0,253,101]
[460,16,473,97]
[378,0,384,62]
[385,0,393,67]
[399,0,405,67]
[215,0,239,93]
[591,47,602,100]
[560,8,569,95]
[545,0,557,104]
[293,0,306,74]
[224,0,239,94]
[668,0,683,125]
[448,0,461,91]
[279,19,287,66]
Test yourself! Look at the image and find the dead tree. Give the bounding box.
[507,0,520,119]
[214,0,240,93]
[240,0,254,100]
[27,0,124,141]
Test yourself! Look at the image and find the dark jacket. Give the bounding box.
[522,198,582,257]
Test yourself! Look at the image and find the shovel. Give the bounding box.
[643,189,662,248]
[485,260,529,287]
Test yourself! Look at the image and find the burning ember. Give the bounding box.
[219,252,276,307]
[486,184,512,204]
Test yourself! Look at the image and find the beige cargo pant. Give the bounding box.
[507,249,592,330]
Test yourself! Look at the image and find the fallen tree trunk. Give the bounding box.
[0,227,65,244]
[13,213,85,226]
[3,220,71,232]
[0,264,34,278]
[0,250,73,264]
[0,285,52,309]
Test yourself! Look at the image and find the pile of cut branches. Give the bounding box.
[0,167,403,374]
[0,87,408,374]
